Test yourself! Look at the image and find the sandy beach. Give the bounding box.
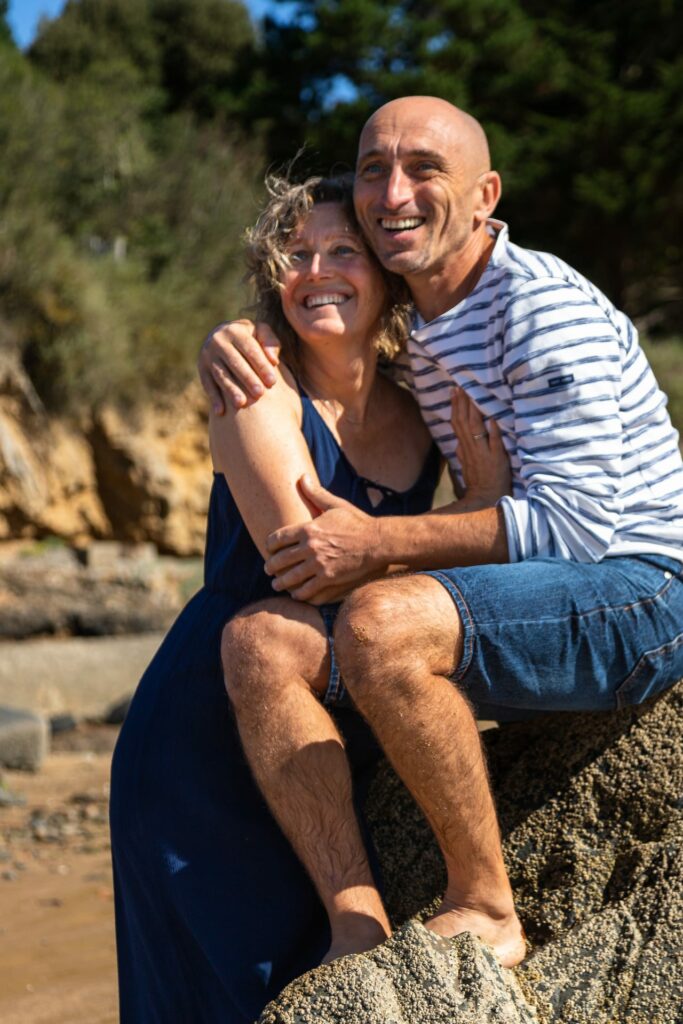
[0,729,119,1024]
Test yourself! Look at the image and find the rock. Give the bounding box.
[261,922,538,1024]
[0,348,212,556]
[260,681,683,1024]
[103,697,131,725]
[0,543,184,640]
[0,633,164,720]
[89,388,211,556]
[49,713,78,735]
[0,349,109,543]
[0,706,49,771]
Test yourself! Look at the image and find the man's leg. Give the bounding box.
[334,575,526,967]
[222,597,390,962]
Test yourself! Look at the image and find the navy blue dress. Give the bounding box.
[110,390,440,1023]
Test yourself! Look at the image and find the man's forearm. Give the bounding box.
[375,505,509,570]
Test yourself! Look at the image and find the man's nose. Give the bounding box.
[383,165,412,209]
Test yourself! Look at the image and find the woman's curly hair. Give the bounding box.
[243,173,413,375]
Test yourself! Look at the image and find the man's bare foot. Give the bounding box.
[323,918,391,964]
[424,901,527,968]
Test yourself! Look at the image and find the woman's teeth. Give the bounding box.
[380,217,424,231]
[305,294,348,309]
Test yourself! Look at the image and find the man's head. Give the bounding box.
[354,97,501,286]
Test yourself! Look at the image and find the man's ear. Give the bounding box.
[474,171,502,223]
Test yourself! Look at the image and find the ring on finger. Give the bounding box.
[472,432,487,440]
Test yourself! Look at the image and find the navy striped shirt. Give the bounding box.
[402,221,683,564]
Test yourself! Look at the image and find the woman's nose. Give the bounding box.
[308,252,327,277]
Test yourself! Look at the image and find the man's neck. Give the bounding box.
[408,225,497,323]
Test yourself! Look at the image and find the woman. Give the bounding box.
[110,174,507,1023]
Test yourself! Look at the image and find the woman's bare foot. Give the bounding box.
[322,916,391,964]
[424,901,527,968]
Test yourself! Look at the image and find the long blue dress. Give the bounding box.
[110,389,440,1023]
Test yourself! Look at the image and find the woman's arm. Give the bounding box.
[209,364,319,560]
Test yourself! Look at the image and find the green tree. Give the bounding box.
[0,0,12,46]
[254,0,683,329]
[29,0,255,120]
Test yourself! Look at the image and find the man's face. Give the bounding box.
[354,108,482,280]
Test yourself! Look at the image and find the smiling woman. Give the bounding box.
[108,173,450,1022]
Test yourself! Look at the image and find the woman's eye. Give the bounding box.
[332,245,357,256]
[288,250,309,264]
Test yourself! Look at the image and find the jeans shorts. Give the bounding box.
[421,553,683,719]
[318,603,347,706]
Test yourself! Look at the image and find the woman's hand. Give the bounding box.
[451,387,511,506]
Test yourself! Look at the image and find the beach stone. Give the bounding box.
[0,706,48,771]
[259,681,683,1024]
[260,921,538,1024]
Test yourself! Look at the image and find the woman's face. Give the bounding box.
[279,202,387,348]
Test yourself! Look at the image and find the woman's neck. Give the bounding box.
[299,341,379,428]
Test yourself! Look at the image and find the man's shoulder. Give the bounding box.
[495,231,619,315]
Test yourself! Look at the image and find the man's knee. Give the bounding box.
[335,576,463,699]
[222,598,328,705]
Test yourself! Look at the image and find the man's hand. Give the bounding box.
[450,386,511,507]
[197,320,282,414]
[264,476,383,603]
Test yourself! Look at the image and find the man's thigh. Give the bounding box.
[421,554,683,715]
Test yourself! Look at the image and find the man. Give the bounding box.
[200,97,683,967]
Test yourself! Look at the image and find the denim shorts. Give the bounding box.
[318,603,347,706]
[421,553,683,719]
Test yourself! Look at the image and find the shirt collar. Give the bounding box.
[411,219,509,339]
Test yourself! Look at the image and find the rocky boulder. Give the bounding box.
[260,681,683,1024]
[0,348,212,556]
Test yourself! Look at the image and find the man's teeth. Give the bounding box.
[305,294,348,309]
[381,217,424,231]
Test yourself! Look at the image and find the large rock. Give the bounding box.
[0,348,212,555]
[0,633,164,720]
[89,389,211,556]
[0,543,189,639]
[0,706,48,771]
[260,682,683,1024]
[0,350,108,543]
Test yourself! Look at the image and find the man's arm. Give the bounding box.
[198,320,282,413]
[265,393,511,602]
[496,278,623,563]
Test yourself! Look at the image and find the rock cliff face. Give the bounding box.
[260,682,683,1024]
[0,351,211,555]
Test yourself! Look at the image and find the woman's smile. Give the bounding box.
[280,203,385,344]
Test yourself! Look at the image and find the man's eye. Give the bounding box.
[415,162,438,173]
[360,162,383,177]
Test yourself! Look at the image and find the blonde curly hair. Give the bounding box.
[243,173,413,375]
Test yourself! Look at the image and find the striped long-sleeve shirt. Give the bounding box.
[402,221,683,564]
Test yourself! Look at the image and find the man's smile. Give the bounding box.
[379,216,426,234]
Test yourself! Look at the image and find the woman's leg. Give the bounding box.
[222,597,391,961]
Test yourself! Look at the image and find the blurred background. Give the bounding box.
[0,1,681,1020]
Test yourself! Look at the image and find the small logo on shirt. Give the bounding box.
[548,374,574,389]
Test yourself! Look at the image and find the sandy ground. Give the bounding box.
[0,727,119,1024]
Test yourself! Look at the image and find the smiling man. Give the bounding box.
[199,96,683,967]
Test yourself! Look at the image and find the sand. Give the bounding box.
[259,681,683,1024]
[0,732,118,1024]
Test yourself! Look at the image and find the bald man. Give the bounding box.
[200,97,683,967]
